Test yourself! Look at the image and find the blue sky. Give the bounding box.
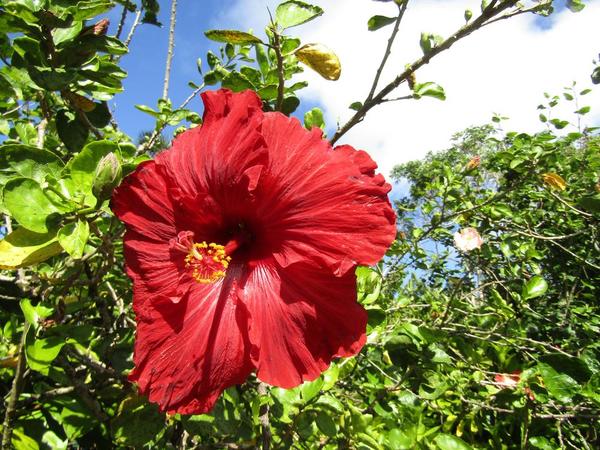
[107,0,323,142]
[107,0,600,178]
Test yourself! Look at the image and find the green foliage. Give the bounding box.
[387,114,600,448]
[0,0,598,449]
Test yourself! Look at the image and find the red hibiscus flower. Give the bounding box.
[111,89,396,414]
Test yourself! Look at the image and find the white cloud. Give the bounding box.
[223,0,600,178]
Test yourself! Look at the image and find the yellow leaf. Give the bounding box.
[542,172,567,191]
[295,43,341,81]
[0,227,63,269]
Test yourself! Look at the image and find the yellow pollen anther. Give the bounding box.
[185,241,231,284]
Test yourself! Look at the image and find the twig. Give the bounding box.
[547,239,600,271]
[124,9,142,49]
[76,108,103,139]
[331,0,519,144]
[547,190,593,218]
[1,323,30,450]
[60,359,109,422]
[115,4,128,40]
[366,0,409,102]
[257,383,272,450]
[272,29,285,112]
[381,94,415,103]
[135,84,203,156]
[162,0,178,100]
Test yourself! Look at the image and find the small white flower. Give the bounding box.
[453,227,484,252]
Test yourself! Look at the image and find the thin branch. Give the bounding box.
[76,108,103,139]
[135,84,203,156]
[257,383,272,450]
[60,358,109,422]
[124,9,142,49]
[381,94,415,103]
[547,190,593,218]
[115,4,128,40]
[366,0,409,102]
[331,0,519,144]
[162,0,178,100]
[1,323,30,450]
[547,239,600,271]
[272,29,285,112]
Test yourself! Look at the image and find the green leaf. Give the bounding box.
[434,434,473,450]
[529,437,555,450]
[367,15,397,32]
[315,410,337,437]
[222,71,255,92]
[26,335,65,375]
[388,428,415,450]
[69,0,113,20]
[419,32,443,55]
[29,67,77,91]
[539,353,592,383]
[522,275,548,300]
[134,104,159,117]
[304,107,325,130]
[86,101,111,128]
[53,21,83,46]
[0,227,62,269]
[275,0,324,30]
[3,178,62,233]
[0,144,64,183]
[20,298,53,329]
[281,96,300,115]
[111,394,164,446]
[56,110,89,152]
[300,376,324,402]
[255,43,269,75]
[566,0,585,12]
[12,428,39,450]
[349,101,363,111]
[538,363,580,403]
[356,266,382,305]
[575,106,590,115]
[58,220,89,259]
[549,118,569,130]
[413,82,446,100]
[577,195,600,213]
[204,30,262,45]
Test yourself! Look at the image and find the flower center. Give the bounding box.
[184,242,231,284]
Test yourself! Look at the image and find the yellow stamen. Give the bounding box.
[185,241,231,284]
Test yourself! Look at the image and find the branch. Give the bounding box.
[366,0,409,102]
[162,0,178,100]
[257,383,272,450]
[1,323,30,450]
[547,189,593,218]
[124,9,142,49]
[272,30,285,112]
[135,84,203,156]
[331,0,519,144]
[115,4,128,40]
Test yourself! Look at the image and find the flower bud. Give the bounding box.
[93,18,110,36]
[92,153,122,203]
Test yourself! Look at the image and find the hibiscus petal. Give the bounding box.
[123,230,192,304]
[242,260,367,388]
[156,89,269,203]
[129,269,253,414]
[255,113,396,275]
[111,160,176,242]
